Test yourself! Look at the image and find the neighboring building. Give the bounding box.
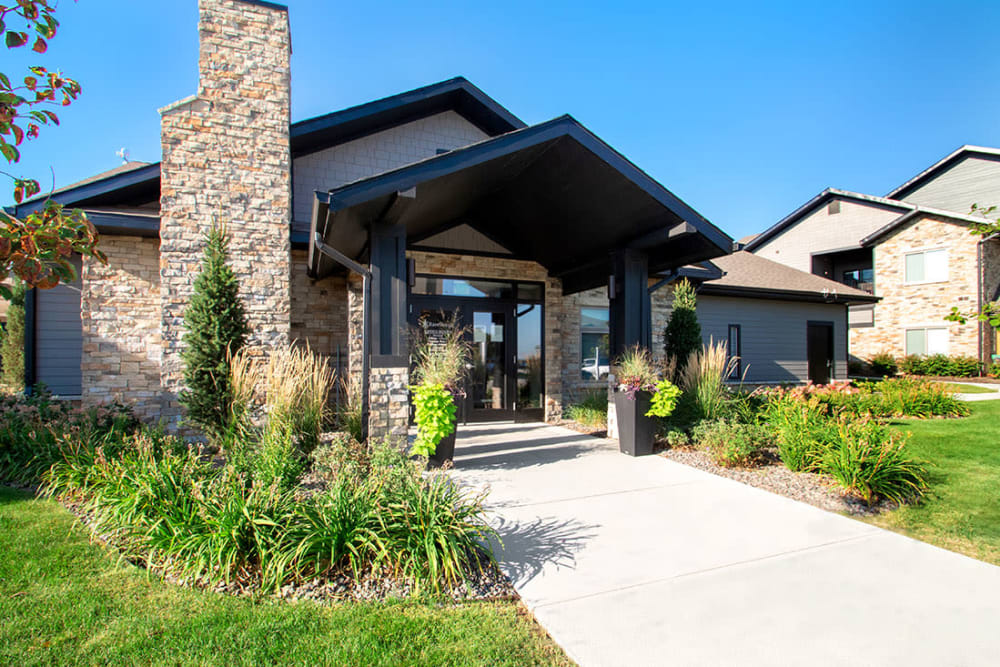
[10,0,873,440]
[745,147,1000,369]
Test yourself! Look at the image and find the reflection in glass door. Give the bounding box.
[470,310,509,420]
[516,303,543,420]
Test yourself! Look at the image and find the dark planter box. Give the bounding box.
[427,424,457,469]
[614,390,655,457]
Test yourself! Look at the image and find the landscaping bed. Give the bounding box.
[0,486,568,666]
[660,446,894,516]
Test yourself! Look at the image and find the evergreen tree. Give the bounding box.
[1,279,26,392]
[180,225,249,436]
[665,278,701,378]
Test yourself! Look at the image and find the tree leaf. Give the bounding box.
[32,36,47,53]
[5,31,29,48]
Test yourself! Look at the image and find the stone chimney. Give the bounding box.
[159,0,292,427]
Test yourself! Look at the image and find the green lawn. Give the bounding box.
[940,383,997,394]
[0,487,567,667]
[867,401,1000,565]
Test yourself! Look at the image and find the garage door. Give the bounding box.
[34,257,83,396]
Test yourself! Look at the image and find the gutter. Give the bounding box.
[313,232,373,441]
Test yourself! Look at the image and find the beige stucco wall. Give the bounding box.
[81,236,163,421]
[851,216,980,361]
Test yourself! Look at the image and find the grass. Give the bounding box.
[0,486,568,667]
[939,383,996,394]
[864,401,1000,565]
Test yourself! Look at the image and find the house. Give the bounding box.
[745,146,1000,370]
[667,252,877,384]
[11,0,873,441]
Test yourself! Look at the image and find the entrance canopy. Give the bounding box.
[309,115,732,294]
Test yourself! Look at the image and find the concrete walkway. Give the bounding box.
[950,381,1000,402]
[450,422,1000,667]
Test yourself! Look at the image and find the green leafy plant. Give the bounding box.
[664,279,701,379]
[764,395,836,472]
[820,419,929,506]
[0,278,25,390]
[180,224,250,438]
[646,379,682,418]
[869,351,897,377]
[411,383,456,457]
[691,419,768,468]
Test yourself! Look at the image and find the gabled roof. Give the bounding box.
[311,114,733,294]
[290,77,525,157]
[886,145,1000,201]
[743,188,910,252]
[744,187,988,253]
[15,77,524,217]
[693,251,878,304]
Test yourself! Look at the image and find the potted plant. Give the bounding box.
[411,314,470,468]
[614,345,682,456]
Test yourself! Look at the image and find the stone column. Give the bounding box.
[158,0,292,429]
[368,363,409,443]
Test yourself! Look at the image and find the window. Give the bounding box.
[904,249,948,284]
[905,327,948,356]
[842,268,874,292]
[412,277,513,299]
[580,307,609,380]
[727,325,742,380]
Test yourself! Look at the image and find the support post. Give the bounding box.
[368,221,409,441]
[608,248,651,359]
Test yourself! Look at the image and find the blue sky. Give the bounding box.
[6,0,1000,239]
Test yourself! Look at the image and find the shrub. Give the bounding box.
[990,363,1000,378]
[662,428,689,448]
[948,355,981,378]
[679,340,737,421]
[764,395,836,472]
[0,279,26,391]
[869,351,897,377]
[334,379,364,443]
[899,355,925,375]
[179,224,250,438]
[664,279,701,380]
[922,353,951,377]
[411,312,469,390]
[866,377,969,419]
[820,419,928,505]
[691,419,768,468]
[564,390,607,427]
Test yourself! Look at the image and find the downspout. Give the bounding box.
[978,237,984,374]
[313,232,373,441]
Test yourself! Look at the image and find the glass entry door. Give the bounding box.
[468,309,514,421]
[409,276,544,423]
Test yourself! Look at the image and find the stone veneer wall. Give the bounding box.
[158,0,291,428]
[983,239,1000,361]
[368,366,409,442]
[405,251,565,421]
[290,249,348,366]
[80,237,163,421]
[851,217,979,362]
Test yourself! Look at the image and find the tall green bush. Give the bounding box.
[180,225,249,437]
[1,279,26,392]
[664,279,701,378]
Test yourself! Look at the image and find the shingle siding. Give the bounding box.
[896,155,1000,213]
[292,111,489,226]
[753,199,902,272]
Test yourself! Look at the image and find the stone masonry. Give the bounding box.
[159,0,292,428]
[368,366,409,442]
[851,216,980,362]
[80,236,163,421]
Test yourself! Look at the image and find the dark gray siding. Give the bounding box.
[34,257,82,396]
[697,295,848,383]
[897,155,1000,213]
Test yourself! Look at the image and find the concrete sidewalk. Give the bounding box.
[450,422,1000,667]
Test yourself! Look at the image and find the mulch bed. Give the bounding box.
[659,446,895,517]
